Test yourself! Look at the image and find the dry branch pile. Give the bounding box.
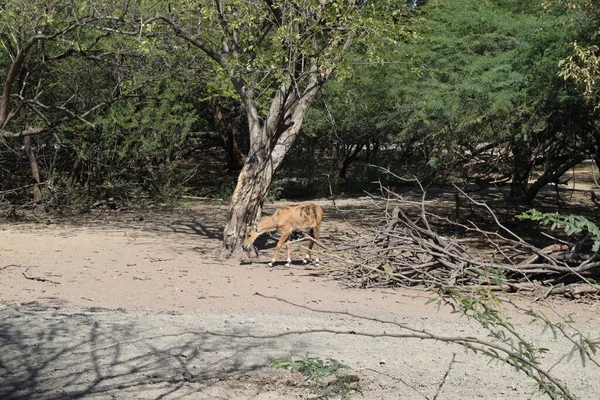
[327,194,600,298]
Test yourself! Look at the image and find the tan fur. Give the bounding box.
[243,203,323,266]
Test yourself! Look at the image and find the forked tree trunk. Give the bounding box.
[154,13,347,257]
[220,78,323,256]
[339,143,365,179]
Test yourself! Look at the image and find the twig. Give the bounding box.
[0,264,21,272]
[452,184,526,244]
[368,164,417,182]
[287,234,332,251]
[22,267,60,284]
[329,197,360,234]
[0,181,49,195]
[433,353,456,400]
[364,367,430,400]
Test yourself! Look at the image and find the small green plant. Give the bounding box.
[270,355,359,399]
[266,183,284,202]
[517,209,600,251]
[215,179,236,201]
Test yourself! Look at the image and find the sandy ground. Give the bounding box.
[1,199,600,399]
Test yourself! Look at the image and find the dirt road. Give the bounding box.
[1,201,599,399]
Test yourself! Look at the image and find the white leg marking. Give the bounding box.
[268,260,275,267]
[285,258,291,267]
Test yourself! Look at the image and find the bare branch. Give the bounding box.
[0,127,48,138]
[149,15,225,67]
[433,353,456,400]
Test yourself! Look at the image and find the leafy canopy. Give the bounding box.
[142,0,406,114]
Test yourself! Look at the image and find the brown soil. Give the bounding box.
[2,163,600,399]
[1,200,421,315]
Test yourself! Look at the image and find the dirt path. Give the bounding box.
[1,200,599,399]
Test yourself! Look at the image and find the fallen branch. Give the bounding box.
[546,283,600,296]
[326,183,600,297]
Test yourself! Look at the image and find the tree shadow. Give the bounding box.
[170,218,224,241]
[0,305,306,399]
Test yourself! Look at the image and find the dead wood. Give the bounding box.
[326,189,600,298]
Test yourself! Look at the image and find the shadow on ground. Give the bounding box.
[0,305,304,399]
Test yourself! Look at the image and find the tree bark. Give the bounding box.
[339,143,365,179]
[220,152,273,254]
[211,101,245,171]
[522,155,585,203]
[23,136,42,203]
[509,138,534,201]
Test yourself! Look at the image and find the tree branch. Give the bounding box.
[0,127,48,138]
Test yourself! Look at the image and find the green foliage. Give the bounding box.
[396,0,535,143]
[266,183,284,202]
[437,286,585,399]
[3,0,599,206]
[150,0,405,116]
[270,355,358,399]
[517,209,600,251]
[559,41,600,109]
[100,91,195,159]
[299,0,599,189]
[356,0,598,186]
[303,58,405,178]
[215,179,236,200]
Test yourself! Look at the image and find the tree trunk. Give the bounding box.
[365,139,380,163]
[220,79,321,256]
[339,143,364,179]
[220,151,273,255]
[211,101,245,171]
[509,139,533,201]
[522,155,585,203]
[223,131,245,171]
[155,14,338,257]
[23,135,42,203]
[216,48,326,256]
[593,156,600,187]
